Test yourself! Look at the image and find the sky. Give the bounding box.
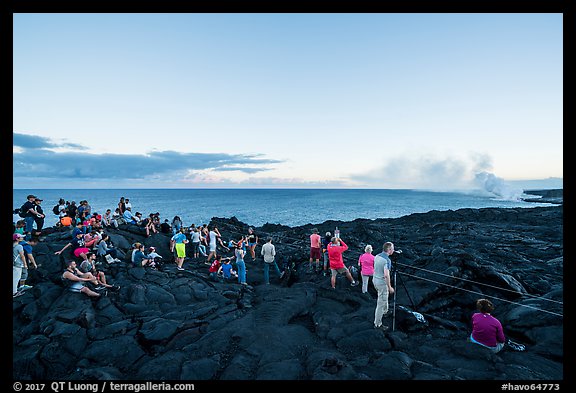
[13,13,563,189]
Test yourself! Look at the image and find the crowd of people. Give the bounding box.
[13,194,519,353]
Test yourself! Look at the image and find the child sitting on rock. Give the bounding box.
[217,257,238,280]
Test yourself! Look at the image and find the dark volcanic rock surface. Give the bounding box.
[13,206,563,381]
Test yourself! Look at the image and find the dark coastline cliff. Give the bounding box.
[13,204,563,381]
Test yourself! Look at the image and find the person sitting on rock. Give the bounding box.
[55,230,91,261]
[96,233,119,263]
[79,252,120,291]
[133,243,155,268]
[208,254,223,281]
[147,246,163,260]
[61,260,104,297]
[113,208,126,225]
[142,214,158,237]
[160,219,172,234]
[102,209,118,228]
[218,257,238,280]
[59,214,74,227]
[469,298,506,353]
[14,220,26,236]
[147,246,164,269]
[122,207,137,224]
[83,230,100,249]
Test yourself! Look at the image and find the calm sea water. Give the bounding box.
[12,189,553,228]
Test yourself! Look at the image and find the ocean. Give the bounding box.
[12,188,555,228]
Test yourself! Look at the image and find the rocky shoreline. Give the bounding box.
[13,205,563,381]
[521,188,563,204]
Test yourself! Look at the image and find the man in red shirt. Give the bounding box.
[327,237,359,289]
[309,228,322,273]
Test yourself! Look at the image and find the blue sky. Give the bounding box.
[13,13,563,189]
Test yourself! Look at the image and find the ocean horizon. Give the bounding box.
[12,188,556,228]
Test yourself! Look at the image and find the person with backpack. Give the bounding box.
[19,195,37,240]
[53,198,66,226]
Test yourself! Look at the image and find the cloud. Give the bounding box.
[13,133,283,181]
[13,132,87,150]
[349,153,494,190]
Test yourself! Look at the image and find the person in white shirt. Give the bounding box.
[261,237,282,285]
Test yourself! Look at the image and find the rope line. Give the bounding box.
[397,271,563,318]
[395,261,563,305]
[213,220,564,315]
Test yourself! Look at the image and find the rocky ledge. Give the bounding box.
[522,189,563,204]
[13,205,563,381]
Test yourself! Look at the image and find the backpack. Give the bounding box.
[18,204,27,218]
[52,204,60,215]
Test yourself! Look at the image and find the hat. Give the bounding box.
[27,194,37,199]
[35,198,43,201]
[13,233,24,241]
[148,247,156,252]
[72,228,83,236]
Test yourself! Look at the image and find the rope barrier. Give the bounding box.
[395,261,563,305]
[397,271,563,318]
[212,220,564,316]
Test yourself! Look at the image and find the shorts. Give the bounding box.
[68,282,85,292]
[73,247,90,258]
[310,247,322,260]
[248,242,256,247]
[175,243,186,258]
[20,267,28,281]
[331,267,349,277]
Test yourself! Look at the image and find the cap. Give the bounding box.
[148,247,156,251]
[35,198,43,201]
[13,233,24,241]
[72,228,83,236]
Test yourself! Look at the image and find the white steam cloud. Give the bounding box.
[350,153,528,200]
[473,171,525,201]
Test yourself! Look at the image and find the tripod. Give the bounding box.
[391,253,417,331]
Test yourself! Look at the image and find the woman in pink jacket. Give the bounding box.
[358,244,375,294]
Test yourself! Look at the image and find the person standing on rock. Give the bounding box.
[170,227,189,270]
[321,231,332,277]
[469,298,506,353]
[373,242,395,331]
[235,242,248,286]
[358,244,375,295]
[246,227,259,262]
[309,228,322,273]
[328,237,359,289]
[261,237,282,284]
[13,233,27,297]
